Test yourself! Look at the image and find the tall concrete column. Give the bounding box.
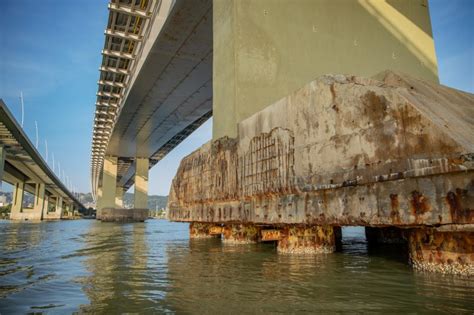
[0,145,5,185]
[33,183,45,218]
[134,158,149,209]
[212,0,438,139]
[42,195,50,219]
[115,186,124,208]
[56,196,63,218]
[10,181,24,217]
[96,186,103,210]
[99,155,118,210]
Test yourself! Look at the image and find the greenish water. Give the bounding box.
[0,220,472,314]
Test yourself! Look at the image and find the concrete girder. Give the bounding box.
[105,29,143,42]
[102,49,135,60]
[98,80,126,88]
[108,3,152,19]
[99,66,129,75]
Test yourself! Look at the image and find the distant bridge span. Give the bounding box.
[0,100,84,220]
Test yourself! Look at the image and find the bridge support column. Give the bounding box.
[42,195,50,219]
[189,222,223,239]
[96,186,103,211]
[54,196,63,219]
[115,187,124,208]
[222,224,261,244]
[33,183,45,219]
[9,181,24,219]
[0,145,5,185]
[134,158,149,209]
[99,155,118,210]
[277,225,336,254]
[408,228,473,276]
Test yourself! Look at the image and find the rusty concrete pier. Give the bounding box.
[168,71,474,276]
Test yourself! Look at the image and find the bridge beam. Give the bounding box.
[134,158,149,209]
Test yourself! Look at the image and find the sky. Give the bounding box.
[0,0,473,196]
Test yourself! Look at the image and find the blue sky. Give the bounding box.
[0,0,472,195]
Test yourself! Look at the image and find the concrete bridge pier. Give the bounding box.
[115,187,124,208]
[43,195,64,220]
[408,228,473,276]
[96,155,148,222]
[189,222,222,239]
[10,181,25,219]
[275,225,338,254]
[134,158,149,210]
[222,224,261,244]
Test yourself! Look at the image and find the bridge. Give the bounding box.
[0,100,84,220]
[91,0,473,275]
[91,0,212,217]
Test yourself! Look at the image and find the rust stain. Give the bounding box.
[410,190,430,223]
[408,228,473,275]
[209,226,224,235]
[261,229,281,241]
[447,189,474,224]
[389,193,401,224]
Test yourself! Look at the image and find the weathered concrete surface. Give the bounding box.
[9,209,42,221]
[97,208,148,222]
[222,224,260,244]
[168,71,473,227]
[277,225,337,254]
[190,222,221,239]
[168,71,473,274]
[408,229,473,276]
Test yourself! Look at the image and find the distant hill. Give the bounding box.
[124,193,168,210]
[76,192,168,209]
[1,191,168,210]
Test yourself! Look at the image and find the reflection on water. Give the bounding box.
[0,220,472,313]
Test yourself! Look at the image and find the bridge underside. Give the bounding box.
[167,72,474,276]
[98,0,212,194]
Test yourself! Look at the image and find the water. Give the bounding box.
[0,220,472,314]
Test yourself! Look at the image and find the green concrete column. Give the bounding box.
[212,0,438,139]
[0,145,5,185]
[115,186,124,208]
[134,158,149,209]
[10,181,24,217]
[99,155,118,210]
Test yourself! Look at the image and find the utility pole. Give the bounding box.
[35,121,39,148]
[45,139,48,163]
[19,92,24,128]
